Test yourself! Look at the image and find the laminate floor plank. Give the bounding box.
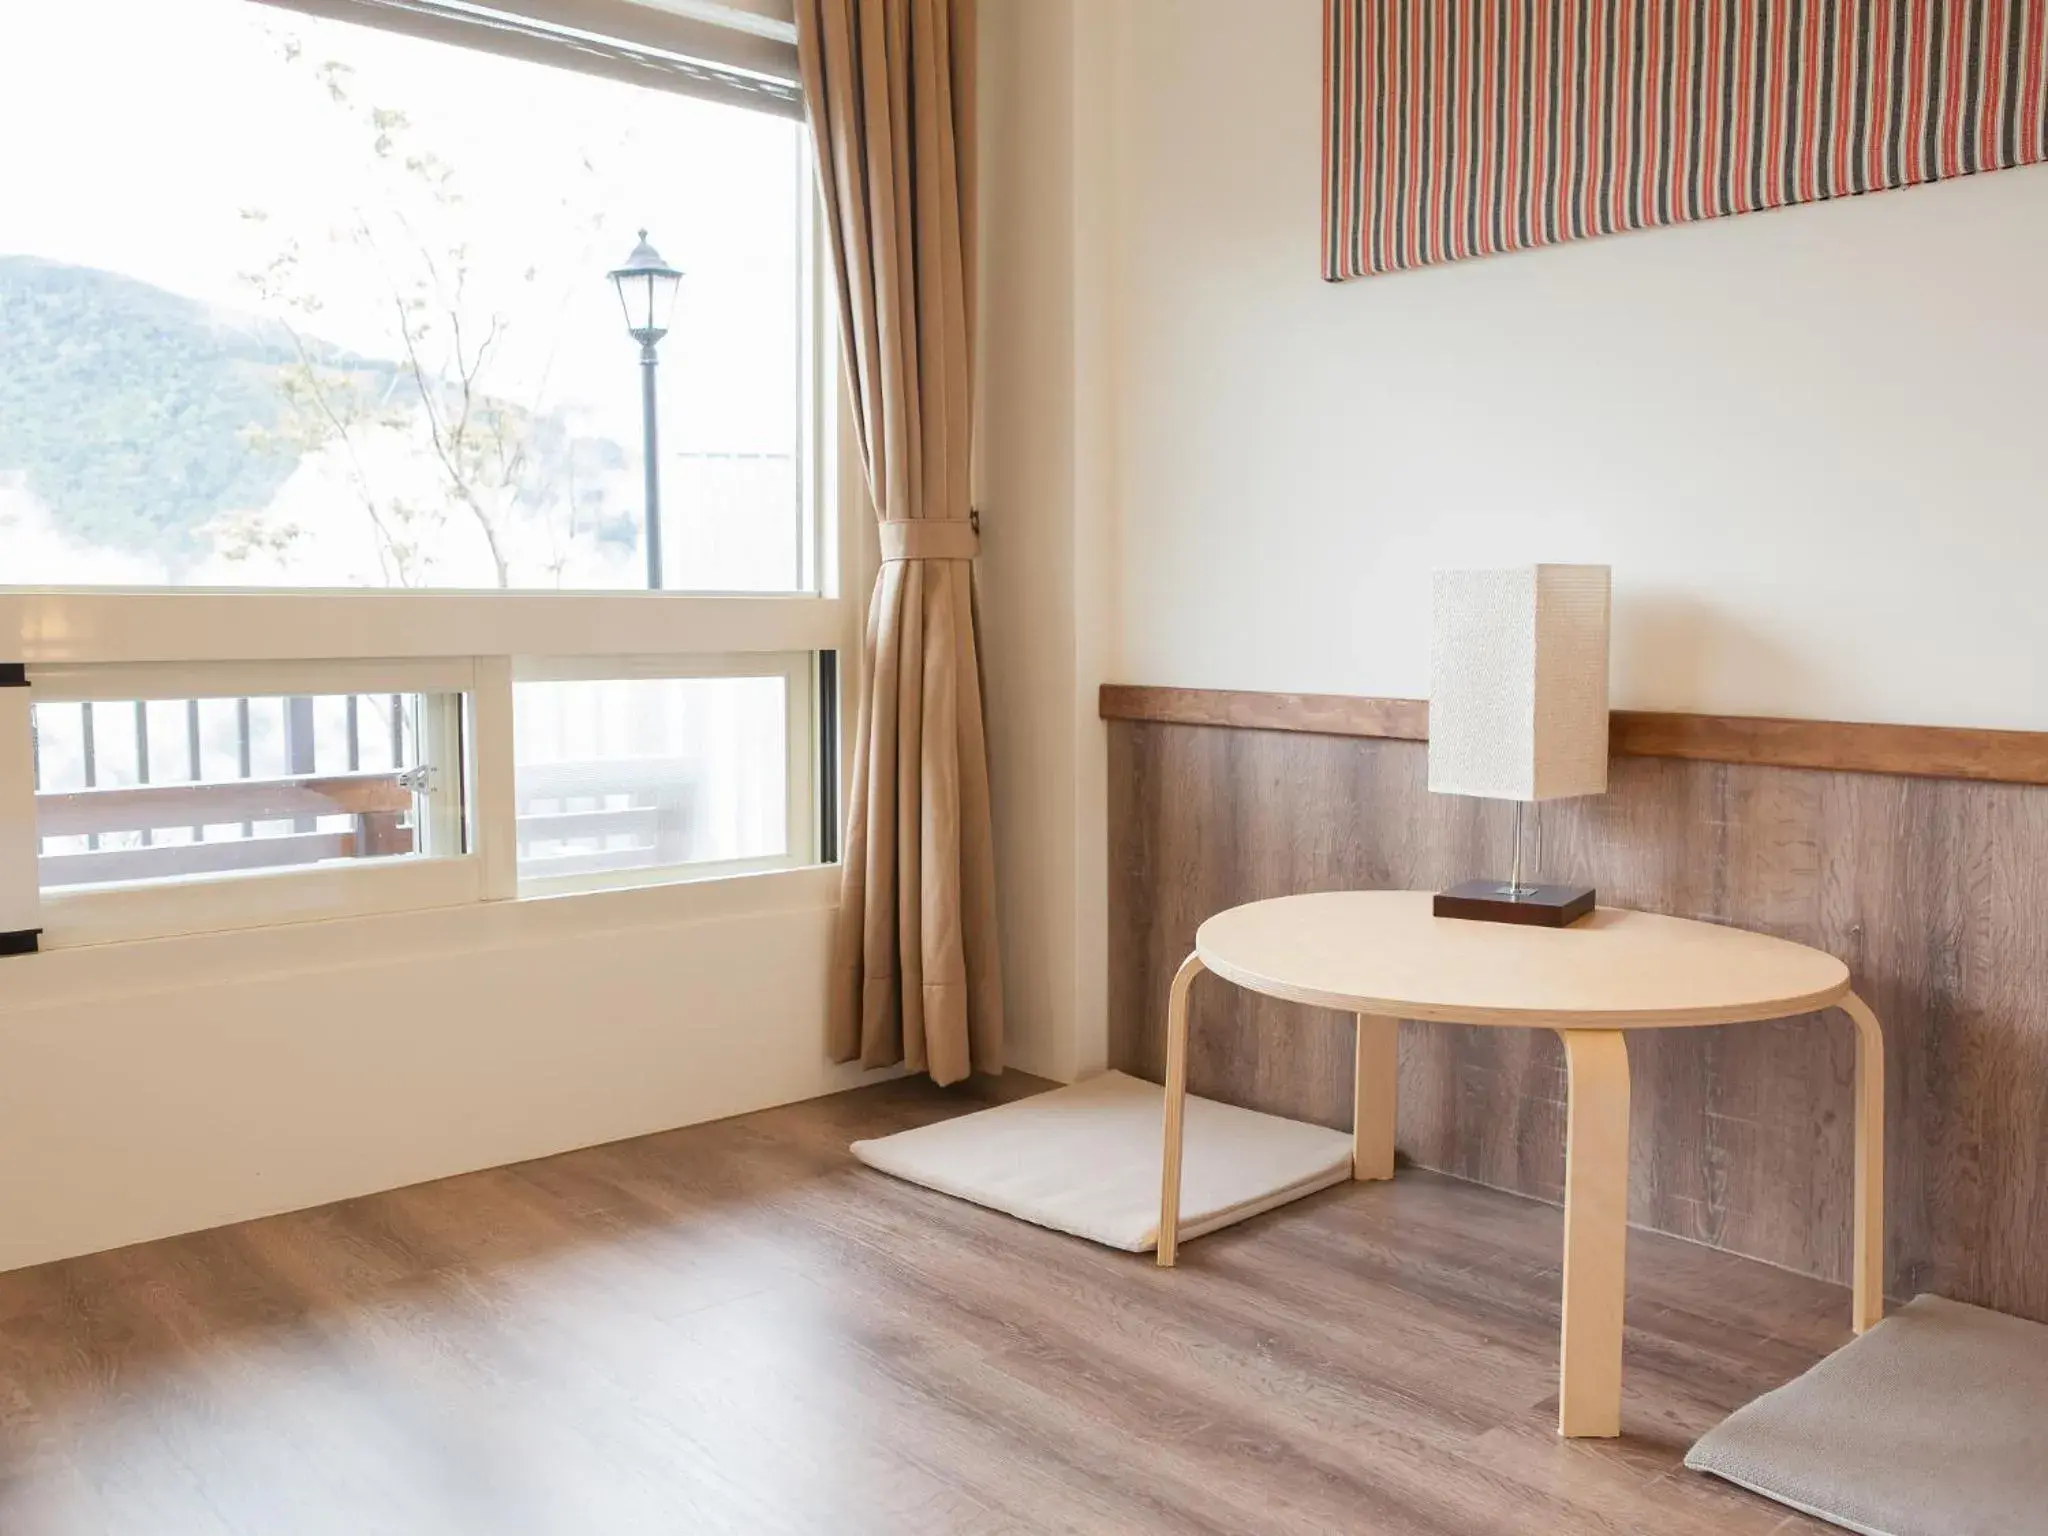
[0,1076,1838,1534]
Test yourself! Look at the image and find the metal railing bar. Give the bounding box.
[517,757,698,797]
[81,700,99,851]
[236,697,254,837]
[286,694,317,835]
[134,699,152,849]
[186,698,203,842]
[515,805,665,843]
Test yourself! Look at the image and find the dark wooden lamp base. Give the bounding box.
[1433,879,1596,928]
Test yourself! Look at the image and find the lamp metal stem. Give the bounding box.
[640,339,662,591]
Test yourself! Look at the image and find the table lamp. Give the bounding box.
[1428,565,1610,927]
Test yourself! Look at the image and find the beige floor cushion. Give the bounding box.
[850,1070,1353,1252]
[1687,1294,2048,1536]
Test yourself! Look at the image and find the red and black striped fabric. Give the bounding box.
[1322,0,2048,280]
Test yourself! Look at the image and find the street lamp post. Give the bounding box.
[607,230,683,591]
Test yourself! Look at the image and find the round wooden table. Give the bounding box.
[1155,890,1886,1439]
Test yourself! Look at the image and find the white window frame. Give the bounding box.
[0,367,868,949]
[510,650,819,899]
[0,602,860,951]
[254,0,804,120]
[0,0,872,955]
[22,657,484,948]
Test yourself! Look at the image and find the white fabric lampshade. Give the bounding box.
[1428,565,1611,802]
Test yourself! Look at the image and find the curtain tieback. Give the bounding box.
[879,519,980,562]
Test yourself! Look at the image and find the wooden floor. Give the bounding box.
[0,1078,1847,1536]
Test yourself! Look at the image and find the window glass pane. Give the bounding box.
[0,1,808,592]
[32,692,465,890]
[514,676,789,884]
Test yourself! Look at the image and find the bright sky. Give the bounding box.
[0,0,805,452]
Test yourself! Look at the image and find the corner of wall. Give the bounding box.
[976,0,1119,1086]
[1065,0,1125,1082]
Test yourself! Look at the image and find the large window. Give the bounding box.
[0,0,818,593]
[0,0,849,951]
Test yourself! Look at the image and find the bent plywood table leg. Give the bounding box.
[1556,1028,1630,1438]
[1839,992,1887,1334]
[1353,1014,1398,1181]
[1156,952,1207,1267]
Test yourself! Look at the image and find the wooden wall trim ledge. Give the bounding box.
[1098,684,2048,787]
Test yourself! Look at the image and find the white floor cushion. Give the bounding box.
[850,1070,1355,1253]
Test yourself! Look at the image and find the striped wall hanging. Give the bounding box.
[1322,1,2048,280]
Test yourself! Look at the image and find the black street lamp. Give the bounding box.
[608,229,683,591]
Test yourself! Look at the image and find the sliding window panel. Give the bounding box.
[512,654,814,894]
[29,663,481,947]
[4,0,815,593]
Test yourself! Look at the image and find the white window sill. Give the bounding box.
[0,862,842,1017]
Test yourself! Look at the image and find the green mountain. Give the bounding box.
[0,255,322,570]
[1,258,640,582]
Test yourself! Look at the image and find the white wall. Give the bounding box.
[1109,0,2048,730]
[975,0,2048,1082]
[0,868,892,1271]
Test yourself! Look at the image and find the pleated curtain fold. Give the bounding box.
[796,0,1003,1085]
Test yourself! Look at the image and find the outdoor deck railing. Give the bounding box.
[34,697,698,888]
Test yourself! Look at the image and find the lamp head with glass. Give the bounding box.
[1428,564,1611,927]
[608,229,683,349]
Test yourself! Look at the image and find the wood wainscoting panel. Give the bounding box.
[1098,685,1430,742]
[1099,685,2048,786]
[1106,719,2048,1323]
[1607,710,2048,785]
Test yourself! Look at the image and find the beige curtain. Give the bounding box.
[797,0,1003,1085]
